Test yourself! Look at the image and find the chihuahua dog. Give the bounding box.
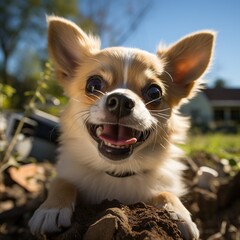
[29,16,215,239]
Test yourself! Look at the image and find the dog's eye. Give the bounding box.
[144,84,162,105]
[86,75,103,94]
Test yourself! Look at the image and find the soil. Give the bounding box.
[0,152,239,240]
[47,201,183,240]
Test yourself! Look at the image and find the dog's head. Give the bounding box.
[47,16,215,170]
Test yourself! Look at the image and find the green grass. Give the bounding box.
[181,133,240,160]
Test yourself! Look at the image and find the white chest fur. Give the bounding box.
[56,155,186,205]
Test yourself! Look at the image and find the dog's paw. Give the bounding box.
[151,192,199,239]
[169,211,199,240]
[29,205,74,235]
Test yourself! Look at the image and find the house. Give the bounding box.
[180,87,240,131]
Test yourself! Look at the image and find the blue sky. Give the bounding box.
[4,0,239,88]
[99,0,240,87]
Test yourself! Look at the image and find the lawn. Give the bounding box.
[181,133,240,161]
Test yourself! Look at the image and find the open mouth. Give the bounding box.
[87,123,150,161]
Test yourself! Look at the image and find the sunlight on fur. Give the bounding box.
[29,16,215,239]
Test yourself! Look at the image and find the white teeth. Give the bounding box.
[104,141,112,147]
[96,126,103,137]
[104,141,128,149]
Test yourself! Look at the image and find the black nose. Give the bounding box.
[106,93,135,118]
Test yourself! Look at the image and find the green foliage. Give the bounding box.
[181,133,240,175]
[0,0,92,111]
[0,84,16,97]
[0,84,16,108]
[182,133,240,158]
[0,61,55,172]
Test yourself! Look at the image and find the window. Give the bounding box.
[214,109,224,121]
[231,108,240,122]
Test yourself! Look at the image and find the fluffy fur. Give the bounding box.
[29,16,215,239]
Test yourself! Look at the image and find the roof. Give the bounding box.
[204,88,240,101]
[203,88,240,107]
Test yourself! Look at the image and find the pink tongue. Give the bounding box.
[99,124,137,146]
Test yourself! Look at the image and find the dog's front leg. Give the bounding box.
[29,177,77,235]
[149,192,199,240]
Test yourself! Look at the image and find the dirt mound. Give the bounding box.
[0,153,240,240]
[0,163,184,240]
[47,200,183,240]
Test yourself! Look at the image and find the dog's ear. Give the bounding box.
[47,16,100,85]
[158,31,215,106]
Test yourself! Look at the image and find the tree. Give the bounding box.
[80,0,152,46]
[0,0,79,85]
[214,78,226,88]
[0,0,152,110]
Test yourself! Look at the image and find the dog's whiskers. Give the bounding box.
[149,108,170,113]
[153,112,170,117]
[145,96,162,106]
[71,97,81,103]
[164,70,174,83]
[94,89,106,96]
[83,115,90,129]
[85,94,100,102]
[71,97,96,107]
[150,119,171,149]
[150,124,158,151]
[158,125,171,146]
[65,109,92,135]
[160,143,166,149]
[72,110,90,120]
[151,113,169,121]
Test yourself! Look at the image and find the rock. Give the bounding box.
[84,213,118,240]
[195,166,218,191]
